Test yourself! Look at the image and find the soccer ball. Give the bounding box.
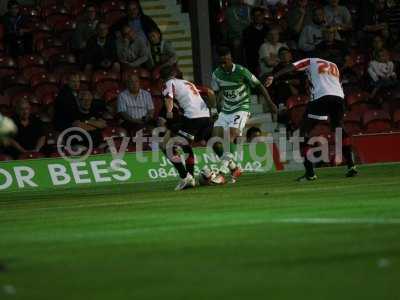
[198,166,226,186]
[0,114,17,138]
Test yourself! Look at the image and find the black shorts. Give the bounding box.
[168,117,213,142]
[304,95,345,129]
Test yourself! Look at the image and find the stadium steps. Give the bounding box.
[141,0,194,81]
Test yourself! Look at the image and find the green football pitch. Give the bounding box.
[1,164,400,300]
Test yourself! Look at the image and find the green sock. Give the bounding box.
[230,142,237,155]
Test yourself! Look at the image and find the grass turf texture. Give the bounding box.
[1,164,400,300]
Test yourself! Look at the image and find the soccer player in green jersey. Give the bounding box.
[210,47,277,182]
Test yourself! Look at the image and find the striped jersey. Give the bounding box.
[293,58,344,101]
[211,64,261,114]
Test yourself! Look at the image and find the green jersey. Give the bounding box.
[211,64,261,114]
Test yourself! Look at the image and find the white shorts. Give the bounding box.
[214,111,250,134]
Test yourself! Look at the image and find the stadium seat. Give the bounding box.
[100,0,126,14]
[41,47,66,61]
[18,152,45,160]
[2,75,30,98]
[103,87,122,103]
[150,79,163,96]
[30,73,57,88]
[286,95,308,129]
[10,90,36,106]
[152,95,163,119]
[104,9,126,26]
[0,56,17,79]
[363,110,392,133]
[41,5,69,18]
[0,154,12,161]
[309,122,331,139]
[343,110,362,135]
[67,0,86,16]
[22,66,47,81]
[393,110,400,130]
[92,71,121,97]
[41,91,58,105]
[0,95,10,107]
[17,55,45,70]
[35,84,59,103]
[346,91,371,114]
[50,53,78,72]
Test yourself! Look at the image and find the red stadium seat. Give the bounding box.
[104,9,126,26]
[41,91,58,105]
[67,0,86,16]
[11,90,37,106]
[100,0,125,14]
[41,5,69,18]
[2,75,30,98]
[92,70,121,97]
[393,110,400,130]
[343,110,362,135]
[286,95,308,129]
[0,154,13,161]
[103,87,122,103]
[309,122,331,139]
[35,84,59,102]
[0,95,10,106]
[152,95,163,119]
[18,152,45,160]
[17,54,45,70]
[22,66,47,81]
[30,73,57,88]
[41,47,66,61]
[346,91,371,114]
[0,56,17,79]
[363,110,392,133]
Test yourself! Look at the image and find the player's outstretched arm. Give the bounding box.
[164,96,174,119]
[265,64,296,87]
[257,84,278,119]
[204,88,219,119]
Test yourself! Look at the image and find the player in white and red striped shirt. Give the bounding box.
[266,57,358,180]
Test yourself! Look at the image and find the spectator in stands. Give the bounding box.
[270,47,304,129]
[148,28,177,68]
[323,0,352,33]
[246,126,262,142]
[315,27,347,67]
[72,5,99,53]
[287,0,313,41]
[299,7,331,53]
[258,27,287,77]
[72,90,107,147]
[54,73,81,131]
[224,0,251,63]
[243,6,269,74]
[112,0,160,42]
[386,0,400,49]
[117,74,155,135]
[368,48,398,99]
[83,22,120,73]
[358,0,388,43]
[370,35,386,59]
[6,99,46,158]
[116,25,152,69]
[1,0,33,57]
[255,0,288,9]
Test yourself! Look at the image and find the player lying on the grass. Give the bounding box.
[159,65,224,190]
[209,47,278,183]
[265,56,358,181]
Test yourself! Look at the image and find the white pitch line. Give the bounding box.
[272,218,400,225]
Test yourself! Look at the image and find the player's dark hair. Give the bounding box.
[7,0,19,9]
[217,46,231,57]
[246,127,261,141]
[251,6,264,17]
[160,65,175,80]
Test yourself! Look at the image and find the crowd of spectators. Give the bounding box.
[1,0,400,160]
[0,0,179,159]
[212,0,400,132]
